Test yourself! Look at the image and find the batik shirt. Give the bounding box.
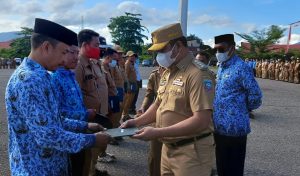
[51,67,89,132]
[5,58,95,176]
[213,55,262,136]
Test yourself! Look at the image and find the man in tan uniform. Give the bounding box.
[75,29,109,176]
[294,58,300,84]
[121,51,137,121]
[111,45,126,127]
[289,59,295,83]
[137,66,165,176]
[255,59,261,78]
[279,59,284,81]
[284,60,290,82]
[275,59,280,80]
[268,60,275,80]
[121,23,215,176]
[101,48,120,128]
[264,60,270,79]
[261,60,266,78]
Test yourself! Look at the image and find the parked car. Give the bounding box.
[142,59,152,67]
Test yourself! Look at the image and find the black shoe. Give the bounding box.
[95,169,109,176]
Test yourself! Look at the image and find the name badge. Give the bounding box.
[173,79,184,86]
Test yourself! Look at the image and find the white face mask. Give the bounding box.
[156,45,177,68]
[216,47,231,63]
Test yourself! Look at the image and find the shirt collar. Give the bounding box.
[79,55,91,67]
[55,67,74,76]
[168,52,193,71]
[220,54,238,68]
[25,58,48,76]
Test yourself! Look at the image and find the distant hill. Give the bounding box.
[0,32,21,42]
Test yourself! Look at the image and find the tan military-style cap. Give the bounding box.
[125,50,135,57]
[113,45,124,53]
[148,23,183,51]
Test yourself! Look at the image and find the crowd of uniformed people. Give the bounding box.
[6,18,263,176]
[245,58,300,84]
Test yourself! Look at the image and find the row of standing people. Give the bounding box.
[66,30,142,176]
[0,58,18,69]
[246,58,300,84]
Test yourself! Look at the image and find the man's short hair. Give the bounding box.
[198,51,209,60]
[78,29,99,47]
[31,33,58,49]
[102,48,117,58]
[197,51,210,65]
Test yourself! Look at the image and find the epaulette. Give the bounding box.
[192,59,208,70]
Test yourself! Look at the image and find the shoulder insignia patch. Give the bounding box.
[203,79,213,92]
[193,59,208,70]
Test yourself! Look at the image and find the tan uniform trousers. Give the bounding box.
[122,93,135,116]
[110,102,124,128]
[148,139,163,176]
[82,147,106,176]
[161,136,214,176]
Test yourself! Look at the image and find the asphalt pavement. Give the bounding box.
[0,67,299,176]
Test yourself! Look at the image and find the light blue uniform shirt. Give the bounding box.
[213,55,262,136]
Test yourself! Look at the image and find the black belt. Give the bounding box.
[166,133,212,148]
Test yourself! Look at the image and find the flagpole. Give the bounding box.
[179,0,188,37]
[285,25,292,54]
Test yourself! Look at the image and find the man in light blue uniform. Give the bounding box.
[213,34,262,176]
[5,18,110,176]
[52,45,105,176]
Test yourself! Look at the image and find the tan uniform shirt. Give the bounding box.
[103,64,118,96]
[141,69,161,111]
[294,62,300,83]
[75,55,108,115]
[155,53,215,143]
[125,60,137,83]
[111,66,124,88]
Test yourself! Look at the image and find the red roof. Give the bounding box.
[0,40,12,49]
[241,42,300,53]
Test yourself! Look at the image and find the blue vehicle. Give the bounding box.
[142,60,152,67]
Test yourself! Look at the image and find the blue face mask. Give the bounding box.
[109,60,117,67]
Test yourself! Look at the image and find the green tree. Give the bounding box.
[186,34,203,46]
[0,48,14,58]
[9,27,33,58]
[108,12,148,54]
[236,25,285,56]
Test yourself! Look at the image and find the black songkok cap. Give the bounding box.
[33,18,78,46]
[214,34,235,45]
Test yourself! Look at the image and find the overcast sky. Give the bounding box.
[0,0,300,46]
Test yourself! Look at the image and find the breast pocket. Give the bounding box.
[83,74,96,92]
[167,86,185,110]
